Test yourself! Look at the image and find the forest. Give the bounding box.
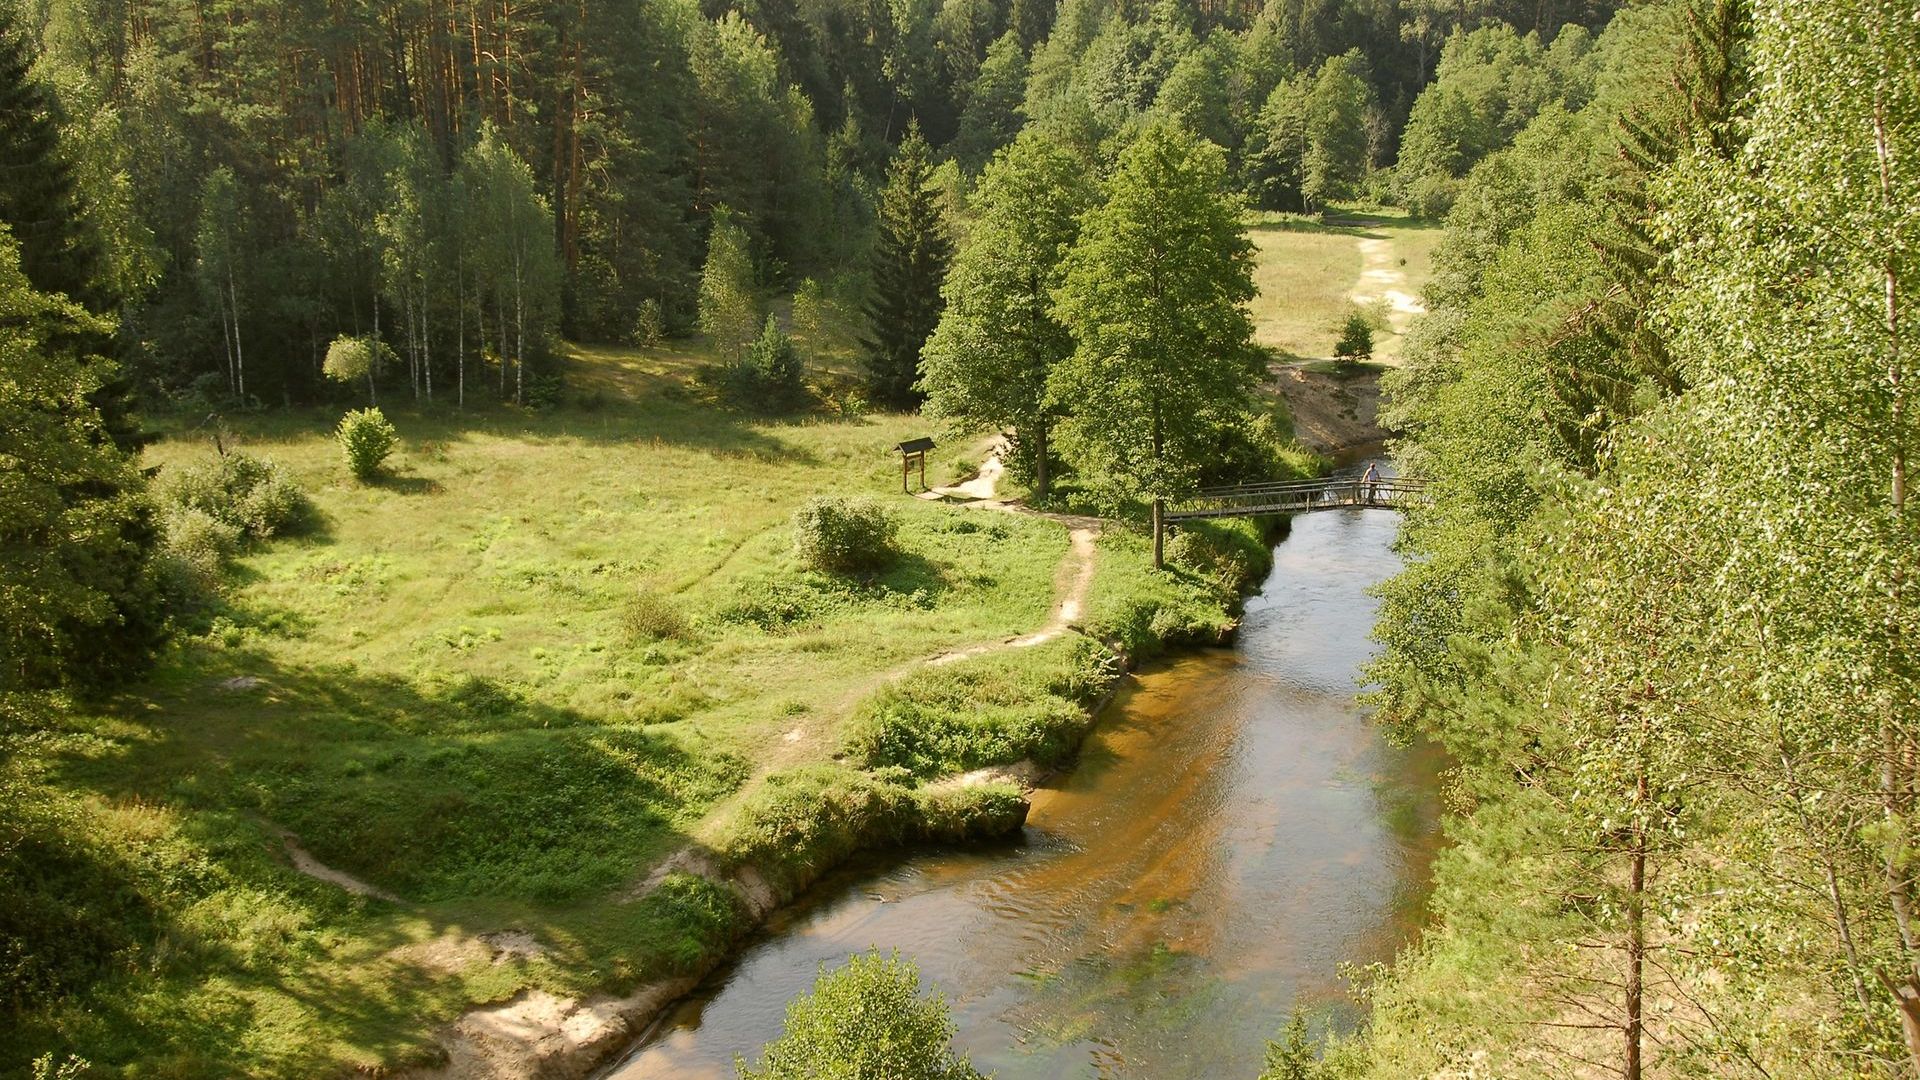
[4,0,1915,1075]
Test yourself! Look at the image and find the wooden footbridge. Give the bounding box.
[1151,474,1430,567]
[1163,476,1430,521]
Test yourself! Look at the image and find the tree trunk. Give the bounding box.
[1034,423,1050,500]
[228,271,245,403]
[1874,96,1920,1077]
[1625,770,1647,1080]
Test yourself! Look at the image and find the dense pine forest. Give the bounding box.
[3,0,1614,405]
[4,0,1917,1075]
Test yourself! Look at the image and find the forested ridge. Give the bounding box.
[1307,1,1920,1077]
[6,0,1616,406]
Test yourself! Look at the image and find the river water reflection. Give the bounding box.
[607,497,1439,1080]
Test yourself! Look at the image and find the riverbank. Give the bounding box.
[0,337,1307,1077]
[604,486,1436,1079]
[405,516,1286,1080]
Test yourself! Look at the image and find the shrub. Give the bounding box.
[336,407,399,480]
[714,574,856,633]
[791,496,897,574]
[631,298,666,347]
[704,316,809,413]
[162,451,309,539]
[623,589,690,643]
[737,950,983,1080]
[158,507,243,602]
[1333,311,1374,365]
[842,640,1102,779]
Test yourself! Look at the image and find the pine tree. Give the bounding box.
[861,122,953,410]
[920,133,1095,498]
[0,9,102,310]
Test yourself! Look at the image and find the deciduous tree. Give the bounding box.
[920,133,1094,498]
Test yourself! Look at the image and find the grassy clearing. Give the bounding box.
[7,304,1315,1075]
[1247,207,1440,364]
[4,337,1076,1076]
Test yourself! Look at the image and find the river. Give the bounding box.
[605,490,1440,1080]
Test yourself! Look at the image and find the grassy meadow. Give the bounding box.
[5,339,1275,1076]
[1248,208,1441,364]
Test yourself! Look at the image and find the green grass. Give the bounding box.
[4,338,1078,1076]
[1247,207,1441,364]
[7,298,1322,1073]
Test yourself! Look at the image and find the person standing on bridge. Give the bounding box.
[1361,462,1379,503]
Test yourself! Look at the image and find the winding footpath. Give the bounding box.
[383,447,1104,1080]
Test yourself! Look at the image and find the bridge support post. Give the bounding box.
[1152,498,1165,570]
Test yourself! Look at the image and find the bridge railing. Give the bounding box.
[1164,476,1429,520]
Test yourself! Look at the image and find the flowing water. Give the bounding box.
[607,492,1440,1080]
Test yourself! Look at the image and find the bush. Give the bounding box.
[791,496,897,574]
[336,407,399,480]
[156,507,243,605]
[738,951,983,1080]
[1333,311,1374,365]
[631,298,666,347]
[162,451,309,540]
[623,589,690,643]
[704,316,809,413]
[842,640,1108,779]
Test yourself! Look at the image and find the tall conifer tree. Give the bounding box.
[0,9,101,309]
[861,122,953,409]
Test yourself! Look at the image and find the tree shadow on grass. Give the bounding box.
[21,639,753,1072]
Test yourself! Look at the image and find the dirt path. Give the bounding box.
[1349,236,1426,341]
[273,824,404,902]
[407,445,1104,1079]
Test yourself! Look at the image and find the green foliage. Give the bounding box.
[0,229,163,691]
[920,133,1096,498]
[163,451,309,539]
[1332,310,1373,363]
[1051,121,1260,509]
[711,315,808,413]
[714,764,917,878]
[631,298,666,348]
[952,32,1030,171]
[335,408,399,481]
[843,638,1115,778]
[791,273,867,361]
[461,125,562,406]
[699,209,762,361]
[1394,24,1599,217]
[1087,521,1270,658]
[791,496,898,575]
[1243,73,1311,211]
[623,589,690,644]
[1301,50,1375,210]
[1358,3,1920,1077]
[0,10,102,307]
[862,123,953,409]
[736,951,983,1080]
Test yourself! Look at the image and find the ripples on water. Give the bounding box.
[606,496,1441,1080]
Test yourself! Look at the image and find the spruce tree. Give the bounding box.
[861,122,953,410]
[0,9,102,309]
[0,227,161,690]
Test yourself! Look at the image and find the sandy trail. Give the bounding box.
[1350,236,1426,340]
[404,444,1104,1079]
[274,824,403,902]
